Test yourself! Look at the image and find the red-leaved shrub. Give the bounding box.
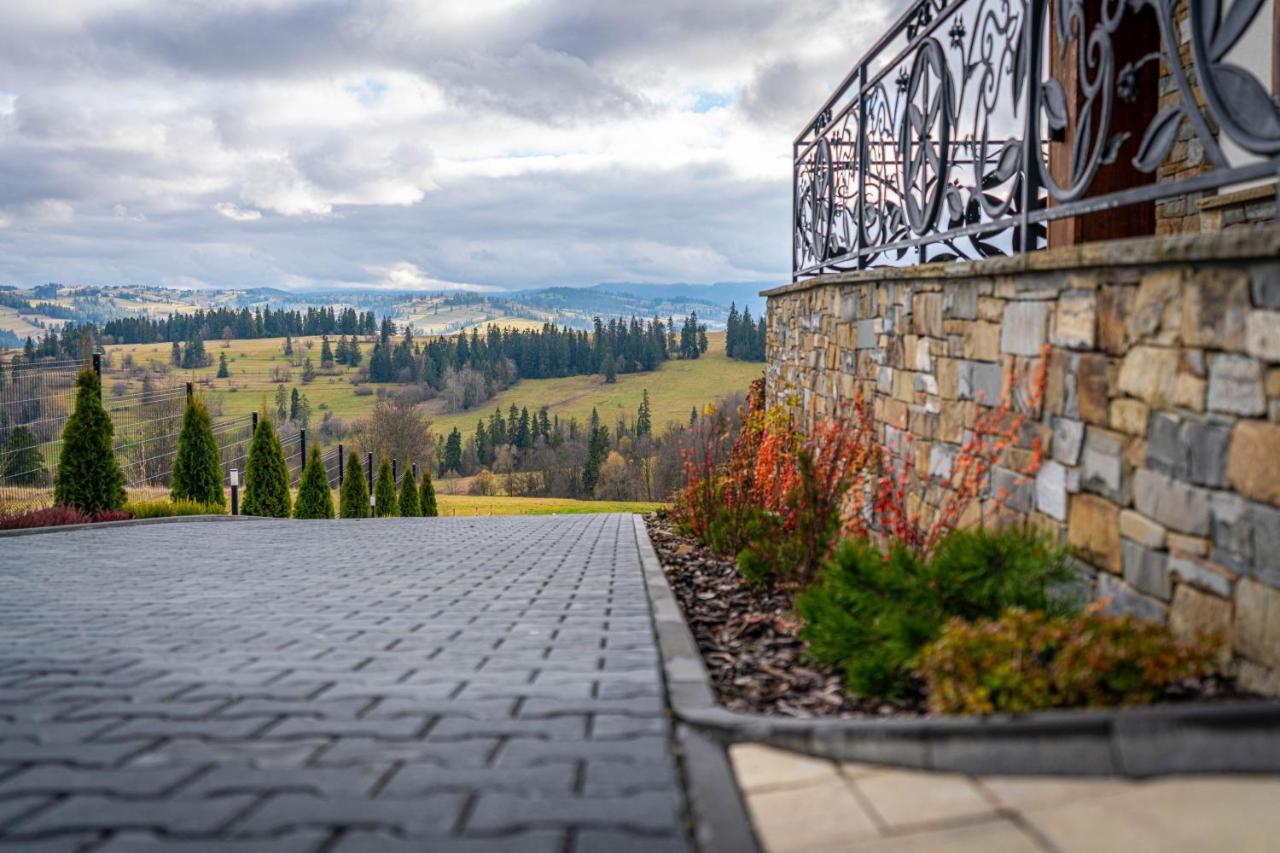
[0,505,133,530]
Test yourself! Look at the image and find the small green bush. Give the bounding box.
[374,455,398,517]
[241,412,291,518]
[293,446,334,519]
[796,528,1074,700]
[398,468,420,516]
[125,499,225,519]
[419,465,438,517]
[919,608,1219,714]
[339,450,369,518]
[55,367,126,514]
[171,395,226,508]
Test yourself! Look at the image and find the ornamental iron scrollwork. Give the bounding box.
[793,0,1280,279]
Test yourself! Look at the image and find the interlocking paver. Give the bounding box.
[0,514,691,850]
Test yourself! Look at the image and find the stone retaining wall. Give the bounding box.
[764,229,1280,695]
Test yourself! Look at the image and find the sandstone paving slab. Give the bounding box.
[0,515,692,851]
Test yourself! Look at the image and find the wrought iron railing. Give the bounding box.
[793,0,1280,278]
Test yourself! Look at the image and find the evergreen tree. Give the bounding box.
[690,406,698,426]
[604,350,617,383]
[398,467,420,516]
[1,425,47,486]
[340,450,370,518]
[170,341,182,366]
[419,464,438,516]
[444,428,463,474]
[335,335,349,365]
[284,334,293,356]
[55,367,126,513]
[289,387,300,421]
[293,446,334,519]
[170,395,225,508]
[240,411,291,518]
[475,420,491,466]
[516,407,531,450]
[726,302,740,358]
[374,455,398,517]
[582,407,608,497]
[347,338,362,367]
[320,335,334,367]
[636,389,652,437]
[217,351,230,377]
[274,384,288,422]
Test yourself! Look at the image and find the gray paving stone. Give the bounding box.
[0,516,690,850]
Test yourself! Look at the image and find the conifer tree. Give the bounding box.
[636,389,652,437]
[55,367,126,512]
[398,467,420,516]
[1,425,47,486]
[240,410,291,518]
[170,395,225,508]
[443,428,463,474]
[340,449,370,518]
[293,446,334,519]
[217,351,230,378]
[419,464,438,516]
[374,454,398,517]
[582,407,608,497]
[320,335,334,367]
[289,387,300,421]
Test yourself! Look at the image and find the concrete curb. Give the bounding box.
[0,514,269,538]
[633,515,1280,777]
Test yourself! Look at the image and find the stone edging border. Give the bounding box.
[0,514,270,538]
[632,515,1280,777]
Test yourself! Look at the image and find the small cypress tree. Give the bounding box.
[374,455,398,517]
[240,411,291,518]
[170,395,225,508]
[293,446,334,519]
[216,351,230,378]
[340,449,369,518]
[55,367,126,513]
[398,467,420,516]
[1,425,48,486]
[419,465,438,517]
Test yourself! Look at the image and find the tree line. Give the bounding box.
[98,305,379,345]
[725,302,766,361]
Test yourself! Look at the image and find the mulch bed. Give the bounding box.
[645,512,1252,718]
[646,512,918,718]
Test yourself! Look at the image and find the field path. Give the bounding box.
[0,515,691,852]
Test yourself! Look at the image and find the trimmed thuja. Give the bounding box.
[294,446,334,519]
[398,467,420,516]
[419,464,438,517]
[240,410,291,518]
[340,450,370,518]
[170,395,225,508]
[55,366,125,514]
[374,455,398,517]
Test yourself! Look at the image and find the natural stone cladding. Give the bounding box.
[765,228,1280,695]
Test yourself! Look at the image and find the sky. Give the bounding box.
[0,0,893,292]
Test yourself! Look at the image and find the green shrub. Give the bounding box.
[796,528,1074,700]
[293,446,334,519]
[419,464,438,516]
[398,467,420,516]
[55,367,126,514]
[339,450,369,518]
[125,499,225,519]
[1,425,48,486]
[240,412,291,518]
[374,455,398,517]
[170,395,225,508]
[920,608,1219,714]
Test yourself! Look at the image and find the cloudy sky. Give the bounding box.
[0,0,893,291]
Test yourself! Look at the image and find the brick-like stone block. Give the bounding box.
[957,360,1003,406]
[1081,427,1126,503]
[1120,509,1167,549]
[1245,310,1280,362]
[1001,301,1050,356]
[1227,420,1280,506]
[1117,345,1180,406]
[1251,501,1280,589]
[1069,494,1122,574]
[963,322,1001,361]
[1168,554,1234,597]
[1133,468,1212,536]
[1098,572,1168,622]
[1169,585,1231,643]
[1123,540,1172,600]
[1052,290,1097,350]
[1051,417,1085,465]
[1075,353,1110,424]
[1127,269,1182,343]
[1233,578,1280,667]
[1035,460,1068,521]
[1109,398,1149,436]
[1183,267,1250,351]
[1252,263,1280,310]
[1097,285,1134,355]
[1207,354,1266,416]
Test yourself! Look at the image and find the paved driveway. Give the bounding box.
[0,515,690,852]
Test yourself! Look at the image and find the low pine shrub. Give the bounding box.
[374,455,397,517]
[919,607,1219,714]
[796,528,1074,700]
[171,395,226,508]
[124,499,225,519]
[340,450,370,518]
[241,412,292,518]
[293,447,334,520]
[419,466,438,517]
[55,367,126,514]
[398,468,420,516]
[0,505,132,530]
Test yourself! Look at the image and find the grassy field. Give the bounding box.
[102,330,761,439]
[434,495,663,516]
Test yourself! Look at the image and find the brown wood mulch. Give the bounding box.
[645,512,918,718]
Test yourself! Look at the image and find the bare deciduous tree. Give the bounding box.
[357,396,435,472]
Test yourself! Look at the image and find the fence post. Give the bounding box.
[412,463,418,480]
[300,428,307,465]
[366,452,373,496]
[392,458,398,482]
[185,381,193,402]
[92,353,102,400]
[230,469,239,516]
[338,443,344,483]
[252,411,258,433]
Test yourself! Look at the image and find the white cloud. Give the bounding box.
[214,202,262,222]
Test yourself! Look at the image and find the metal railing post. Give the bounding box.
[338,443,344,483]
[856,63,868,270]
[392,458,397,483]
[300,428,307,465]
[185,381,193,402]
[366,452,373,495]
[1019,0,1044,252]
[252,411,258,433]
[92,353,102,399]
